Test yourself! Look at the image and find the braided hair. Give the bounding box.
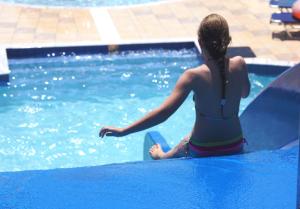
[197,14,231,117]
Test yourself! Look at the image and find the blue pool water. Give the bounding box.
[0,0,161,7]
[0,49,276,172]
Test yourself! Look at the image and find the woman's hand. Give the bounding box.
[99,126,126,138]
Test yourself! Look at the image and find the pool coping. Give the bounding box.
[0,48,10,83]
[5,40,201,58]
[1,40,296,83]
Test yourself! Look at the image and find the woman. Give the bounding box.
[99,14,250,159]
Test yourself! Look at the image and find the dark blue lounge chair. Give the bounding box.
[270,0,295,9]
[271,12,300,24]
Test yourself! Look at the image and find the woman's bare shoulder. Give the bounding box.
[182,65,208,86]
[229,56,246,71]
[187,64,209,76]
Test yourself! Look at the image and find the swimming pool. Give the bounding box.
[0,47,278,172]
[0,0,161,7]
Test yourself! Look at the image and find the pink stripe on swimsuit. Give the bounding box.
[189,138,246,157]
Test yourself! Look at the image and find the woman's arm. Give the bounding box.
[99,70,194,138]
[240,57,250,98]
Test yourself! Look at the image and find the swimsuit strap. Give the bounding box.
[220,58,229,119]
[193,58,233,120]
[198,111,238,120]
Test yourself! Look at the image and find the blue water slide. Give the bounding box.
[241,63,300,152]
[0,146,297,209]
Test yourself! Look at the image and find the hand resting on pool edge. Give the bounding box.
[99,14,250,160]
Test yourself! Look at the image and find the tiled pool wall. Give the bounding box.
[0,41,294,85]
[5,41,199,59]
[0,41,199,84]
[247,62,291,76]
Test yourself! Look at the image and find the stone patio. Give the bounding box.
[0,0,299,62]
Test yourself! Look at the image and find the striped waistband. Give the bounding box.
[189,134,244,148]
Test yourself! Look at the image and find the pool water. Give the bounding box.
[0,0,161,7]
[0,49,276,172]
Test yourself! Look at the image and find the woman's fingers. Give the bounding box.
[99,127,110,138]
[99,128,104,137]
[99,126,121,138]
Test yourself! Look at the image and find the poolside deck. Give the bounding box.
[0,0,299,62]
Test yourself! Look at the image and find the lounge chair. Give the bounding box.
[271,12,300,23]
[270,12,300,37]
[270,0,295,10]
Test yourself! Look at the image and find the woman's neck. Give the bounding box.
[204,57,219,70]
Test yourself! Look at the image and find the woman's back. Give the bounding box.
[190,56,249,143]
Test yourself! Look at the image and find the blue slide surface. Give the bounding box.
[0,147,297,209]
[241,63,300,152]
